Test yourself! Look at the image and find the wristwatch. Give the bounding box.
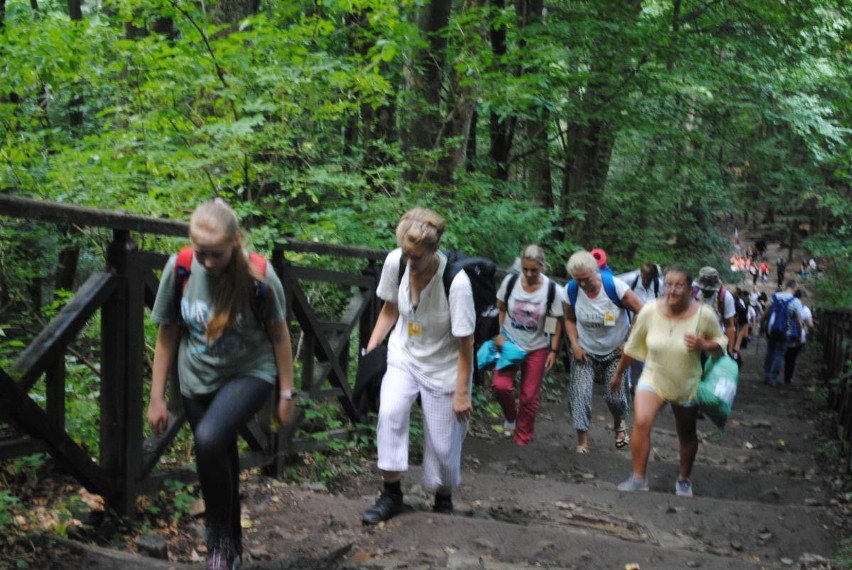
[279,389,298,400]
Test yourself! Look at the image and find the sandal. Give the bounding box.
[614,422,630,450]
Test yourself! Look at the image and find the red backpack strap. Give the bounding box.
[248,252,267,277]
[175,246,194,290]
[247,252,270,319]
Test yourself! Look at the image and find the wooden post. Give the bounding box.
[100,230,145,515]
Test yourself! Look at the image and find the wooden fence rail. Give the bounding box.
[817,307,852,474]
[0,195,386,514]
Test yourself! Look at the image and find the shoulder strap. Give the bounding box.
[175,246,194,293]
[505,272,520,303]
[247,252,269,316]
[653,276,660,297]
[718,286,727,317]
[631,275,640,290]
[442,259,456,299]
[566,280,578,308]
[601,271,623,308]
[248,252,268,277]
[546,279,556,317]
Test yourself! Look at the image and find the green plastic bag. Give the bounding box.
[696,354,739,429]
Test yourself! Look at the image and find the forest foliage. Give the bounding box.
[0,0,849,303]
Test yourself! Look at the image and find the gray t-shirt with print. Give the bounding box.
[151,252,287,397]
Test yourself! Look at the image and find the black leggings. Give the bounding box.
[183,376,272,551]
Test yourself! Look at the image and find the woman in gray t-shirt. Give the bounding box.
[147,200,295,570]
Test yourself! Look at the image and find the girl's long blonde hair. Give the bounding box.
[189,199,265,343]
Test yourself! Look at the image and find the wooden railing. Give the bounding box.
[0,195,386,515]
[816,308,852,474]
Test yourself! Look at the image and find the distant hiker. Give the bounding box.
[147,199,295,570]
[776,257,786,289]
[361,208,475,525]
[613,265,727,497]
[732,288,751,367]
[760,278,804,387]
[490,245,563,446]
[749,262,759,285]
[784,291,813,384]
[562,250,643,454]
[629,263,664,305]
[692,266,737,358]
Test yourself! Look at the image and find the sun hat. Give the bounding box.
[697,266,721,291]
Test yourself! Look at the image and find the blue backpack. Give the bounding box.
[766,293,798,341]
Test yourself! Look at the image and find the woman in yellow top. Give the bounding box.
[611,265,727,497]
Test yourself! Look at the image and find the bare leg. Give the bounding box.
[672,404,699,479]
[629,390,666,478]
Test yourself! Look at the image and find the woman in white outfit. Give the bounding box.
[361,208,476,525]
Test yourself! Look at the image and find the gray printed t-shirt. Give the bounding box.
[151,252,287,397]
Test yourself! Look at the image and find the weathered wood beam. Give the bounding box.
[12,272,117,391]
[0,368,114,497]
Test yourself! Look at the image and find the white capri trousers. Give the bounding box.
[376,358,469,492]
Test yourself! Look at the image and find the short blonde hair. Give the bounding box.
[566,250,599,276]
[520,244,546,269]
[395,207,445,252]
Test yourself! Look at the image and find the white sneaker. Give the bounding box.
[675,478,693,497]
[502,420,516,438]
[617,474,649,492]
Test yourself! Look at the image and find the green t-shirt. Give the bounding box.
[151,252,287,397]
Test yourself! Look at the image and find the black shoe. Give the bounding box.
[362,491,402,525]
[433,493,453,515]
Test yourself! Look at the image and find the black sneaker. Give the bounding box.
[433,492,453,515]
[362,491,403,525]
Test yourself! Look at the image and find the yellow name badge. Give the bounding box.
[407,321,423,337]
[603,310,616,327]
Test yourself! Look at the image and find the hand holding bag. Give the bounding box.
[694,307,739,429]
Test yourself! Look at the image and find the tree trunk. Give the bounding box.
[67,0,81,20]
[525,111,554,207]
[56,245,80,291]
[400,0,453,185]
[488,0,512,182]
[557,0,641,243]
[435,0,485,184]
[516,0,552,206]
[210,0,259,26]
